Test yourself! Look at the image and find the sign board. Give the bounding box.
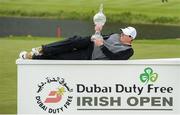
[16,59,180,114]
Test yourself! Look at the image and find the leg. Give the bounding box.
[42,35,91,56]
[32,46,92,60]
[19,35,92,60]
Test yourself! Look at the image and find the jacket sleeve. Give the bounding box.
[100,45,134,60]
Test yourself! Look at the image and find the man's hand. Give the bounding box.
[92,38,104,47]
[95,24,103,32]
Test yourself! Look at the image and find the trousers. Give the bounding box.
[33,35,94,60]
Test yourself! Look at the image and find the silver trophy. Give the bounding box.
[91,4,106,40]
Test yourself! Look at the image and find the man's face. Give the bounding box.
[120,33,132,43]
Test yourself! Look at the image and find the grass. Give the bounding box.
[133,39,180,59]
[0,36,55,114]
[0,0,180,25]
[0,36,180,113]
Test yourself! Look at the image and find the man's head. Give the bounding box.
[120,26,137,45]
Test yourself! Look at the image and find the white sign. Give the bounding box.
[16,59,180,114]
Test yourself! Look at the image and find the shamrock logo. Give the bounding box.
[140,67,158,84]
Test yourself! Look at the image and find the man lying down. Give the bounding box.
[19,25,137,60]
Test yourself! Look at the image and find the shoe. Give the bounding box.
[19,51,27,59]
[19,51,33,59]
[32,47,42,56]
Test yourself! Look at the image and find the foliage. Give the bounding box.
[0,0,180,25]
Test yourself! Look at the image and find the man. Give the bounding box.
[19,26,137,60]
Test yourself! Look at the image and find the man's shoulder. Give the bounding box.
[102,33,119,40]
[107,33,120,41]
[111,33,119,36]
[109,33,120,38]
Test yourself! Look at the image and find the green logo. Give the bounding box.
[140,67,158,84]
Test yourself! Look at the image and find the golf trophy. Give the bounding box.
[91,4,106,40]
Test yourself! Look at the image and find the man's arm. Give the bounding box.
[100,46,134,60]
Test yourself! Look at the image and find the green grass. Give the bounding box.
[133,39,180,59]
[0,36,180,113]
[0,0,180,25]
[0,36,55,114]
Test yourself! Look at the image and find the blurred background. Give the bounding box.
[0,0,180,38]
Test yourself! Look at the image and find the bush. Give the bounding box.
[152,16,179,24]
